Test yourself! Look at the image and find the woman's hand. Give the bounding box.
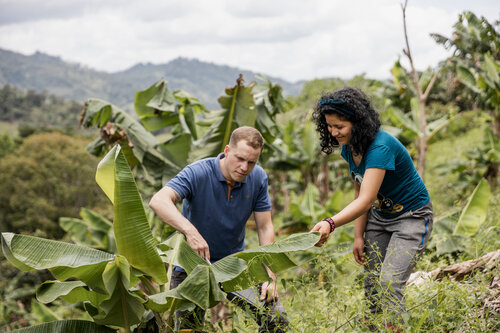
[352,237,365,265]
[310,220,331,247]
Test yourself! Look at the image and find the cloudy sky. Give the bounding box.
[0,0,498,82]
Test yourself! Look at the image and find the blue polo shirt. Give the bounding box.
[341,129,429,218]
[166,153,272,260]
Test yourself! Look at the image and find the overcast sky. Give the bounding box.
[0,0,498,82]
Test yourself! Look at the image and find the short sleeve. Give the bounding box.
[364,144,396,171]
[253,170,272,212]
[165,164,199,200]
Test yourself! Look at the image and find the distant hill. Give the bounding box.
[0,48,304,110]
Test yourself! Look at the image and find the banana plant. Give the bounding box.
[59,208,116,253]
[188,74,258,162]
[427,178,491,255]
[2,145,320,332]
[384,98,453,145]
[81,75,287,190]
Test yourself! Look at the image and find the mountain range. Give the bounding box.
[0,48,303,110]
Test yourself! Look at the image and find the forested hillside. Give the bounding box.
[0,48,303,109]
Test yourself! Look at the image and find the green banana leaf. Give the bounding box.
[453,178,491,237]
[221,232,321,292]
[10,320,116,333]
[134,79,178,131]
[144,288,187,313]
[59,208,116,253]
[426,211,464,255]
[189,75,257,161]
[160,232,248,282]
[31,299,61,323]
[79,208,113,232]
[96,145,167,284]
[155,232,319,308]
[159,133,192,169]
[457,65,482,93]
[87,256,145,328]
[81,98,180,185]
[481,53,500,87]
[1,233,113,291]
[253,76,292,144]
[37,281,108,308]
[175,265,226,309]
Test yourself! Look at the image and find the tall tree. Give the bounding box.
[398,1,440,180]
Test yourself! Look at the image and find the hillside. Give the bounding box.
[0,48,303,110]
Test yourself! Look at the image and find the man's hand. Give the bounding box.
[260,279,278,303]
[353,237,365,265]
[185,230,210,261]
[310,220,331,247]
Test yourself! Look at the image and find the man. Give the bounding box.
[149,126,288,332]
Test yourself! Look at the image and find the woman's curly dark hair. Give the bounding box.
[311,87,380,156]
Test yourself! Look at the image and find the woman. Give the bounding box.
[310,87,433,319]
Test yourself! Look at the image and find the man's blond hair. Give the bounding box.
[229,126,264,150]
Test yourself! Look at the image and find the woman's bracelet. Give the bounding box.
[322,217,335,233]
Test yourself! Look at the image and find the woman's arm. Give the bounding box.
[352,182,368,264]
[311,168,385,247]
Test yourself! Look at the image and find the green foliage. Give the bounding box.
[59,208,116,253]
[431,11,500,152]
[1,145,320,332]
[449,126,500,193]
[428,178,491,255]
[277,245,499,332]
[0,84,82,130]
[0,132,108,238]
[0,133,15,159]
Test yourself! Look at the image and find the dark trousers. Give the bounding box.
[170,269,289,332]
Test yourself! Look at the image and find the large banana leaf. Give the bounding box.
[453,178,491,237]
[1,233,113,291]
[221,232,321,292]
[189,76,257,161]
[175,265,226,309]
[426,211,464,255]
[87,256,145,328]
[81,98,180,185]
[144,288,187,313]
[134,79,178,131]
[37,281,108,308]
[96,145,167,284]
[156,232,319,307]
[457,65,482,93]
[253,76,292,144]
[481,53,500,88]
[10,320,116,333]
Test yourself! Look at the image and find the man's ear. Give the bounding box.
[224,145,230,155]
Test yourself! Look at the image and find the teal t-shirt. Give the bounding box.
[341,129,429,218]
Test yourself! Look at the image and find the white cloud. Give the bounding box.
[0,0,498,82]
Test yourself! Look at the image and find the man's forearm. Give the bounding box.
[149,187,195,235]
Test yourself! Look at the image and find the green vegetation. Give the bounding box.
[0,84,83,131]
[0,9,499,333]
[0,132,109,238]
